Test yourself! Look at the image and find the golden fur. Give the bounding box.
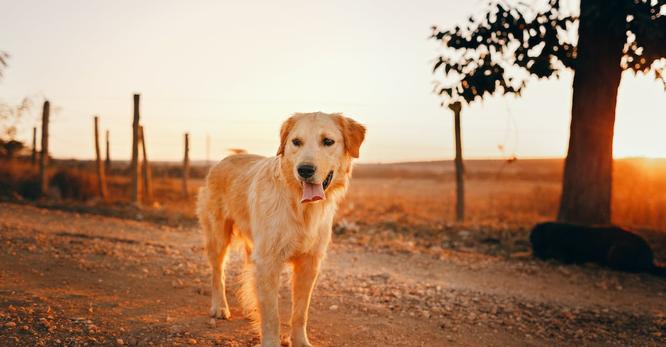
[196,112,365,347]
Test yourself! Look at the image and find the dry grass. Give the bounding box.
[338,177,560,229]
[0,160,40,199]
[129,158,664,235]
[0,161,101,201]
[340,159,666,233]
[3,158,665,234]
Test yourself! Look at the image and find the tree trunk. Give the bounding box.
[94,116,109,200]
[39,101,50,196]
[105,130,111,175]
[448,102,464,222]
[130,94,141,204]
[182,133,190,199]
[557,0,626,225]
[139,126,153,203]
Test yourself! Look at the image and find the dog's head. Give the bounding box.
[277,112,366,203]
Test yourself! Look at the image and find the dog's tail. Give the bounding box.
[195,186,209,228]
[237,261,260,330]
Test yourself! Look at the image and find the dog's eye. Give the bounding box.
[322,138,335,146]
[292,138,303,147]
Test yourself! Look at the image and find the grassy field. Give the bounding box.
[344,158,666,232]
[3,157,665,232]
[128,158,666,233]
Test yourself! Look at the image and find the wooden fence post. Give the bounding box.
[130,94,141,204]
[105,130,111,175]
[182,133,190,199]
[94,116,109,200]
[39,101,50,196]
[139,126,153,203]
[31,127,37,165]
[449,102,464,222]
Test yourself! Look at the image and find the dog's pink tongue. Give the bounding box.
[301,182,325,203]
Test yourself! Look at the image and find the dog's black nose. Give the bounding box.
[297,164,316,179]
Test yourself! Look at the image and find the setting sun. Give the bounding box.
[614,72,666,159]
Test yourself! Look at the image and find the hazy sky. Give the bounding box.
[1,0,665,162]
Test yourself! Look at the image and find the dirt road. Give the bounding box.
[1,203,665,346]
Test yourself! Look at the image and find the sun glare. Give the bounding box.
[613,72,666,159]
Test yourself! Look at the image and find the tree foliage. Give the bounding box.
[431,0,666,106]
[0,97,33,141]
[0,51,8,80]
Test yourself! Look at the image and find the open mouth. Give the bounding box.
[300,171,334,204]
[322,170,334,190]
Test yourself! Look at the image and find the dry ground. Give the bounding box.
[1,203,665,347]
[2,158,666,346]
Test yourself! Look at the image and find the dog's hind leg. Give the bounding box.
[206,217,233,319]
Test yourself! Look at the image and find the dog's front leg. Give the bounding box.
[255,259,282,347]
[290,254,321,347]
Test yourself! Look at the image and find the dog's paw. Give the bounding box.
[209,305,231,320]
[289,337,313,347]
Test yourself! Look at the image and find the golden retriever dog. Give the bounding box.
[196,112,365,347]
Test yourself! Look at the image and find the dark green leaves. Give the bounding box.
[431,0,666,104]
[624,0,666,88]
[431,0,576,106]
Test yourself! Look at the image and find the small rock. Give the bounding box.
[370,272,391,283]
[4,322,16,328]
[208,318,216,328]
[116,338,124,345]
[329,305,339,311]
[187,338,198,345]
[38,318,52,332]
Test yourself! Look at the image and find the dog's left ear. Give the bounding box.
[335,115,366,158]
[277,116,296,156]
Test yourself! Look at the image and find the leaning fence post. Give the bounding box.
[94,116,109,200]
[130,94,141,204]
[105,130,111,175]
[39,101,50,196]
[182,133,190,199]
[31,127,37,165]
[139,126,153,203]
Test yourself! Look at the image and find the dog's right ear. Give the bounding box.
[277,116,296,156]
[335,115,366,158]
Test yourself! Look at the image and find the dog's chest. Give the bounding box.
[294,203,334,253]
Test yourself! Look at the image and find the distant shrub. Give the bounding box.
[0,160,39,199]
[49,169,97,201]
[17,173,41,200]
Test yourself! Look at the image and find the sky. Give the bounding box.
[1,0,665,163]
